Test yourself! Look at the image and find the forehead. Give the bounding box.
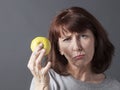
[59,27,71,37]
[59,28,93,37]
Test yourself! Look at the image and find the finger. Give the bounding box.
[27,51,39,73]
[31,43,43,58]
[34,43,43,51]
[28,43,43,71]
[27,43,43,77]
[27,54,36,73]
[36,49,46,69]
[43,61,51,75]
[27,61,36,77]
[29,67,36,77]
[34,49,46,78]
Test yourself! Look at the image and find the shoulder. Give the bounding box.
[48,69,69,81]
[48,69,64,82]
[105,76,120,88]
[48,69,60,77]
[111,78,120,87]
[48,69,57,76]
[48,69,70,90]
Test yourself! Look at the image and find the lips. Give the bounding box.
[73,54,85,60]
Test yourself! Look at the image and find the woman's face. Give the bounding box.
[58,29,95,67]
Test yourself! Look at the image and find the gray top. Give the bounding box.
[30,69,120,90]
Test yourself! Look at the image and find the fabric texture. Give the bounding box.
[30,69,120,90]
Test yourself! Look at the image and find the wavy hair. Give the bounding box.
[48,6,114,75]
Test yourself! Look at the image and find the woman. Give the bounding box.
[28,7,120,90]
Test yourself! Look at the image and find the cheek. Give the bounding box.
[63,49,69,55]
[61,45,71,54]
[63,49,73,61]
[83,40,95,60]
[59,44,72,58]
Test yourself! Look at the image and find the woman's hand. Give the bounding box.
[27,43,51,89]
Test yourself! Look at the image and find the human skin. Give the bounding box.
[58,29,95,68]
[58,29,105,82]
[27,29,105,90]
[28,43,51,90]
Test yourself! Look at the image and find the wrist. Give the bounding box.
[35,83,49,90]
[35,80,49,87]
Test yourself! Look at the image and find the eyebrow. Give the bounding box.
[60,35,72,39]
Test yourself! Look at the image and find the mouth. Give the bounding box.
[73,54,85,60]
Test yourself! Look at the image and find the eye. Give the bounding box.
[81,34,88,39]
[63,37,71,42]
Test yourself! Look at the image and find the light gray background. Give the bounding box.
[0,0,120,90]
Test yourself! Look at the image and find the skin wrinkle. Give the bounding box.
[58,29,105,83]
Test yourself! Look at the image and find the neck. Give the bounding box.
[67,64,105,83]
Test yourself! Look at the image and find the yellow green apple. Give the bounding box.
[30,36,51,55]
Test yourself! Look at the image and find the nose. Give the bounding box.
[72,38,82,51]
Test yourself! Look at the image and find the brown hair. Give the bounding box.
[48,6,114,75]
